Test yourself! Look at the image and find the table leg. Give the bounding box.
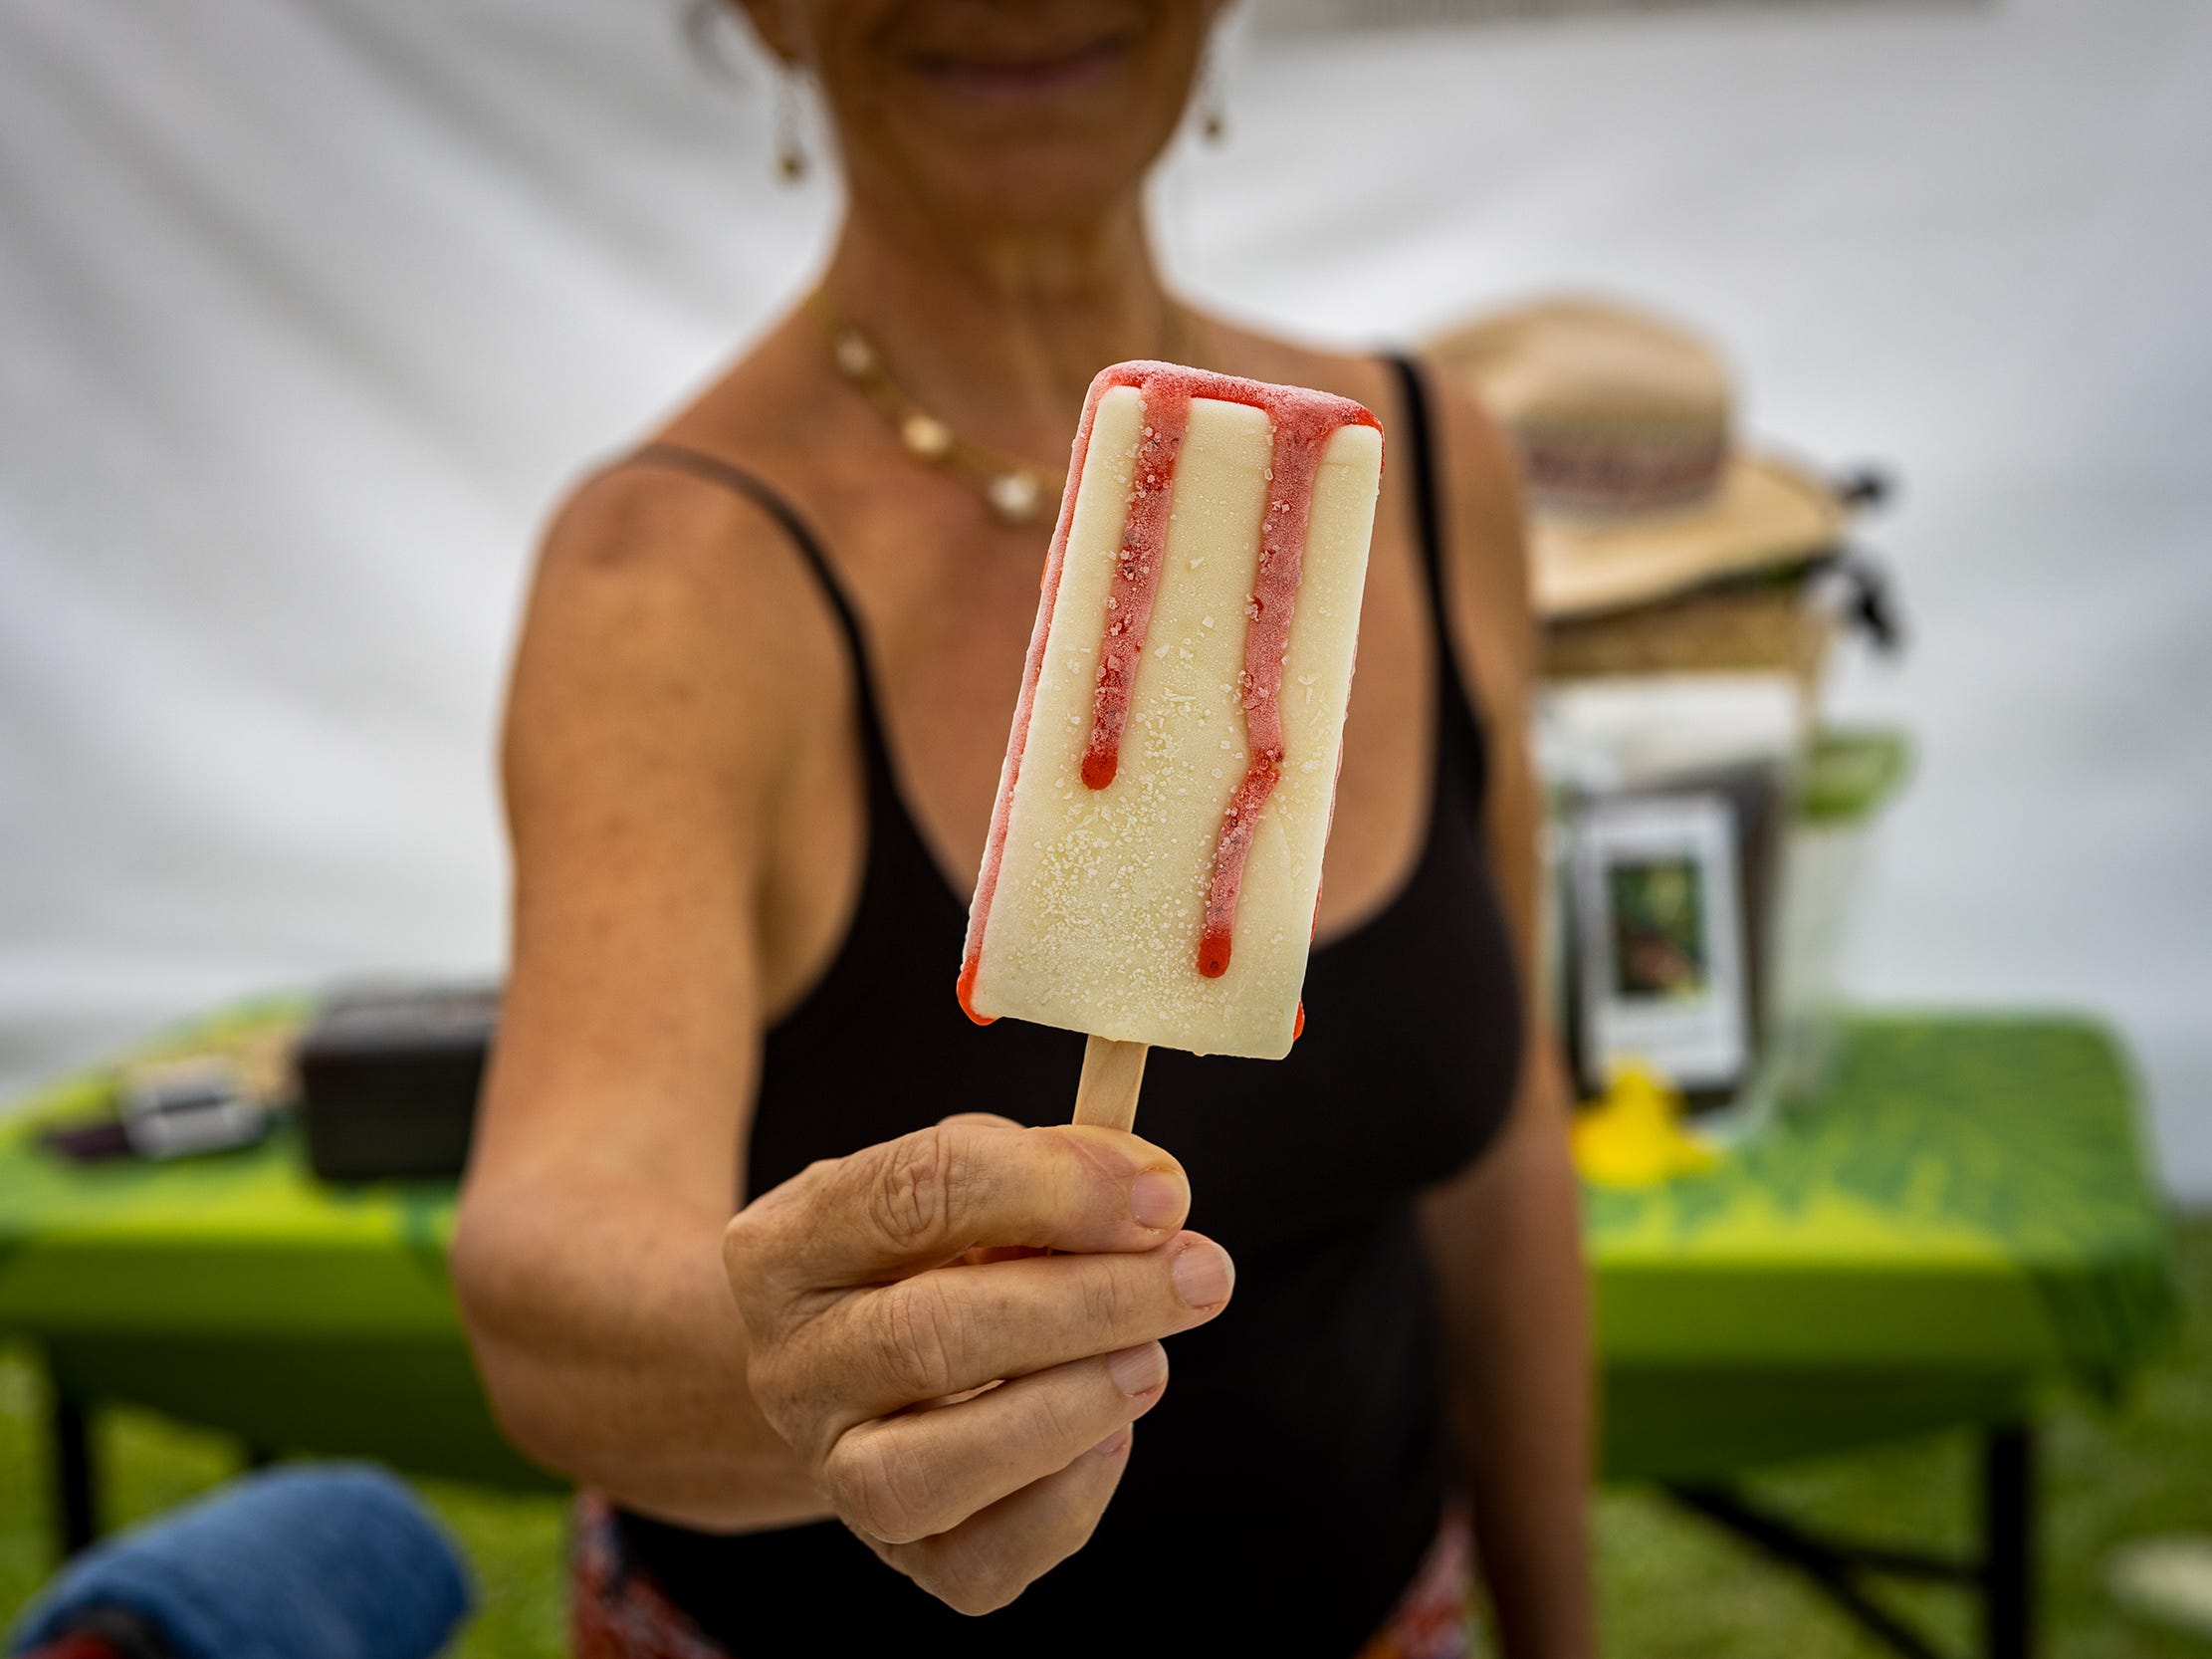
[47,1367,97,1561]
[1666,1483,1959,1659]
[1983,1425,2035,1659]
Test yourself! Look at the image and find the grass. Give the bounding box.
[2,1219,2205,1656]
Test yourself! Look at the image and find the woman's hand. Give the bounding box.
[722,1114,1233,1614]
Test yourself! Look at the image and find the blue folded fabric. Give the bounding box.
[9,1463,473,1659]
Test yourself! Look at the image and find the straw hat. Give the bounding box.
[1429,299,1845,620]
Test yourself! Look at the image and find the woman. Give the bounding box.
[452,3,1593,1654]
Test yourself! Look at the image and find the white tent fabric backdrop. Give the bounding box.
[3,1,2208,1190]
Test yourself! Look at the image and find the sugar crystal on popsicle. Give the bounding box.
[959,361,1384,1064]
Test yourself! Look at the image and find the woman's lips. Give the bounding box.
[907,36,1134,102]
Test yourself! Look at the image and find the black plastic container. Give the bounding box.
[296,986,498,1182]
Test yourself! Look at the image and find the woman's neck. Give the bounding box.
[817,194,1181,468]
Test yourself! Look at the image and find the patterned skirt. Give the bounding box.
[570,1494,1479,1659]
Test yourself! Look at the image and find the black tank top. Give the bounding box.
[613,356,1523,1655]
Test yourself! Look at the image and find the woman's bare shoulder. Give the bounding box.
[506,442,851,822]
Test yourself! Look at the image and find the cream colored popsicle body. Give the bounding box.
[959,361,1384,1061]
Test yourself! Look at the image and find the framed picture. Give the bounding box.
[1568,791,1750,1093]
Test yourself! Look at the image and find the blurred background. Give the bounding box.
[3,1,2208,1654]
[4,0,2207,1194]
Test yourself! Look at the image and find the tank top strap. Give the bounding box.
[1382,354,1492,813]
[622,442,902,799]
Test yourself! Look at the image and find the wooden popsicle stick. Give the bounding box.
[1072,1036,1149,1133]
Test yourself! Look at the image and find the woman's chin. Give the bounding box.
[862,49,1178,224]
[882,144,1153,234]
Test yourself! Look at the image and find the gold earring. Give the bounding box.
[774,65,808,184]
[1199,54,1227,145]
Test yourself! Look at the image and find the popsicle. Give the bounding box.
[958,360,1385,1129]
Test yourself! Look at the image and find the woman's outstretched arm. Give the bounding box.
[1415,368,1597,1659]
[452,468,836,1532]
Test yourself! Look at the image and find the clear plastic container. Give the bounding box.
[1763,727,1913,1105]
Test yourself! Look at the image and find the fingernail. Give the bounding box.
[1106,1342,1168,1398]
[1129,1169,1186,1230]
[1172,1238,1233,1308]
[1089,1431,1132,1460]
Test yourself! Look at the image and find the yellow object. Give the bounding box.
[1573,1063,1721,1188]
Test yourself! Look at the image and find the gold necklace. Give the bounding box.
[806,288,1199,528]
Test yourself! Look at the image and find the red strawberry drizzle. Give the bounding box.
[1194,411,1335,978]
[1079,389,1190,790]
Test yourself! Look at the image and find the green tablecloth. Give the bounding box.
[1592,1015,2176,1476]
[0,1007,2177,1487]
